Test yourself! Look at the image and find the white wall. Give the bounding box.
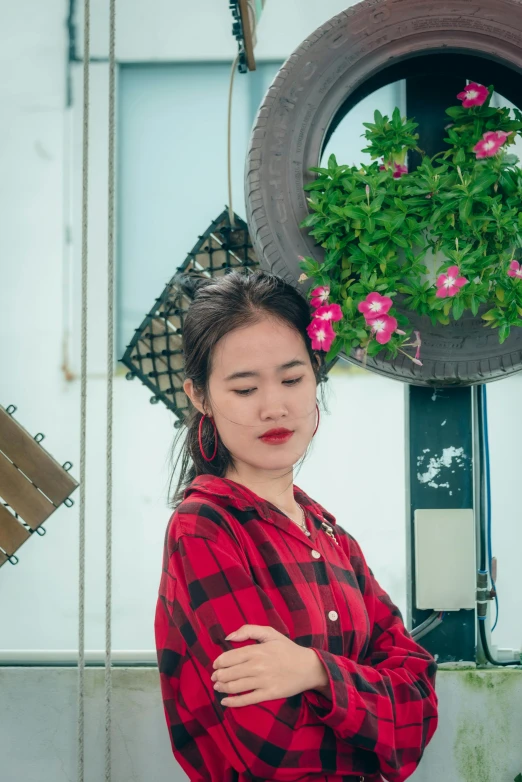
[1,1,521,780]
[1,0,520,660]
[75,0,358,61]
[0,0,414,658]
[0,0,521,769]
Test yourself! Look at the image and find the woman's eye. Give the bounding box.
[233,377,303,395]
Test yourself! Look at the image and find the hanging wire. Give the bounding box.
[227,1,263,227]
[482,384,499,632]
[78,0,90,779]
[227,54,240,228]
[105,0,116,778]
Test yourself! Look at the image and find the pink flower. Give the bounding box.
[473,130,510,159]
[507,260,522,279]
[306,317,335,352]
[369,315,398,345]
[358,292,393,321]
[457,82,489,108]
[314,303,343,322]
[436,265,469,297]
[392,162,408,178]
[379,160,407,177]
[310,286,330,308]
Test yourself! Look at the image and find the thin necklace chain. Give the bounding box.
[296,503,308,532]
[277,502,337,544]
[274,501,308,533]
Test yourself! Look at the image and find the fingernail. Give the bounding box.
[225,632,237,640]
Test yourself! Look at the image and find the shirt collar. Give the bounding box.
[186,474,337,527]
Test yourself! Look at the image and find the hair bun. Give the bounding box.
[174,272,213,299]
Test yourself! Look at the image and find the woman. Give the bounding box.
[154,271,438,782]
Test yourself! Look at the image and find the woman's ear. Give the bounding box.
[183,378,207,416]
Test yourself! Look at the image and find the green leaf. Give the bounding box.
[325,339,344,362]
[392,234,409,248]
[344,206,367,220]
[453,297,465,321]
[499,323,511,343]
[300,212,322,228]
[445,106,466,119]
[469,172,499,196]
[460,198,473,223]
[455,148,466,165]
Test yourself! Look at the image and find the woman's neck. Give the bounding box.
[225,464,298,517]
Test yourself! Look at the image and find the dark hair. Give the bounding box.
[168,270,325,506]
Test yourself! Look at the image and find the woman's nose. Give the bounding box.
[259,399,288,421]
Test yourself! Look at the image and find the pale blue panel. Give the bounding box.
[322,81,406,166]
[117,63,251,355]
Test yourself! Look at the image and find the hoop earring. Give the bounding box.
[313,402,320,437]
[198,414,218,462]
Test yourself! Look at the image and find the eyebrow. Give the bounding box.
[224,359,307,382]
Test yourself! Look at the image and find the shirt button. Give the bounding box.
[328,610,338,621]
[311,550,321,559]
[305,530,311,536]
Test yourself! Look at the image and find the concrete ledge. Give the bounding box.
[1,667,521,782]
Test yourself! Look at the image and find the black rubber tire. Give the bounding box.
[246,0,522,386]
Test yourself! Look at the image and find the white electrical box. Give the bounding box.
[414,509,476,611]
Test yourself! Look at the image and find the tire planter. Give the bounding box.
[246,0,522,386]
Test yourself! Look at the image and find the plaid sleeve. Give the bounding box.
[156,512,374,780]
[303,532,439,782]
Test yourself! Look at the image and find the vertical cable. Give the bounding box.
[78,0,90,779]
[227,54,240,228]
[106,0,116,779]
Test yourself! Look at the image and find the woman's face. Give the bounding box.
[186,316,318,475]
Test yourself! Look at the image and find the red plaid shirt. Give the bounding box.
[155,476,438,782]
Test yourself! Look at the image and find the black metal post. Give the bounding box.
[405,69,476,662]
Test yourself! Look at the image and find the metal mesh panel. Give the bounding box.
[120,209,258,422]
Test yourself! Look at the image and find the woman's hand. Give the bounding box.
[210,624,329,707]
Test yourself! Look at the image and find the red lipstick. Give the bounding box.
[259,428,294,445]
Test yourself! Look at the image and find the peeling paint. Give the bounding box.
[417,446,466,487]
